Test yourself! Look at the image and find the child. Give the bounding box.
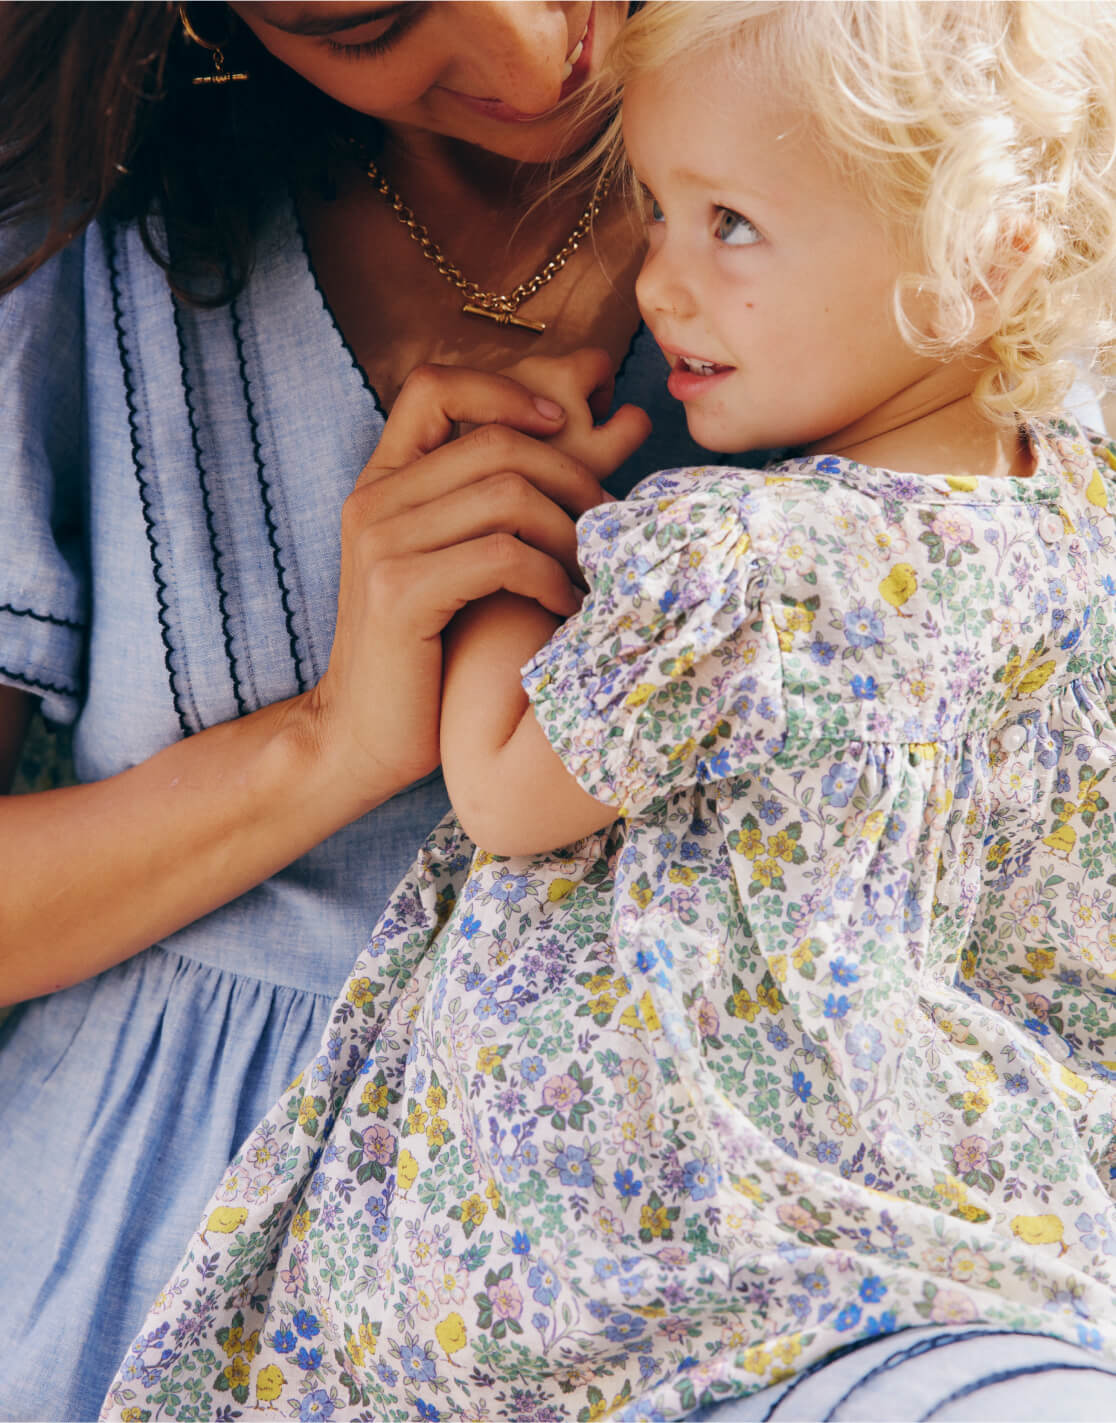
[104,3,1116,1419]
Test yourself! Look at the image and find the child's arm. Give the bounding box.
[440,350,651,855]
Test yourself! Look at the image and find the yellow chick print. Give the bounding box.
[199,1205,247,1244]
[879,563,918,615]
[547,878,578,903]
[255,1364,285,1405]
[436,1312,468,1359]
[397,1147,419,1192]
[1010,1214,1067,1252]
[1042,822,1077,859]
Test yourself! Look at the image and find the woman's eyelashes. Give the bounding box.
[323,6,427,60]
[714,207,761,245]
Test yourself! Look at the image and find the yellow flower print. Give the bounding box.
[460,1194,487,1228]
[255,1364,285,1404]
[743,1344,771,1375]
[640,1204,671,1238]
[1025,947,1055,978]
[730,988,760,1022]
[960,1089,989,1115]
[290,1208,311,1241]
[347,976,375,1008]
[768,830,797,863]
[222,1325,259,1359]
[359,1322,378,1355]
[361,1081,389,1114]
[757,980,785,1014]
[436,1312,468,1358]
[668,864,698,885]
[588,991,619,1018]
[770,954,788,982]
[346,1336,365,1368]
[623,683,656,708]
[667,736,696,762]
[639,991,662,1032]
[731,825,764,860]
[297,1096,319,1128]
[224,1356,250,1391]
[752,856,783,888]
[773,1333,803,1366]
[405,1104,428,1135]
[964,1060,997,1087]
[486,1178,502,1210]
[476,1047,503,1075]
[425,1115,450,1148]
[425,1083,447,1112]
[862,810,886,842]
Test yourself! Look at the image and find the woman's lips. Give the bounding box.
[438,6,595,124]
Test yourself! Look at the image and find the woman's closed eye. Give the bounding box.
[714,207,761,245]
[323,4,427,59]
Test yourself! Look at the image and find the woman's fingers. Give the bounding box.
[359,363,566,484]
[349,469,584,581]
[376,535,585,637]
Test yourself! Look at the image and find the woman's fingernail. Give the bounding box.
[533,397,564,420]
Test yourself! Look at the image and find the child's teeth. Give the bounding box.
[682,357,717,375]
[561,28,586,80]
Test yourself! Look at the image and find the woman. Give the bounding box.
[0,4,708,1416]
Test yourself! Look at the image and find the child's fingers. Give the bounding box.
[585,402,653,474]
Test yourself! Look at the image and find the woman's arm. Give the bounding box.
[440,350,651,856]
[0,367,605,1005]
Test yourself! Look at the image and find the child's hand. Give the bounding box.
[501,348,652,484]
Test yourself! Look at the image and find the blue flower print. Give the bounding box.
[300,1391,335,1422]
[815,1140,840,1165]
[400,1341,438,1383]
[843,604,884,649]
[859,1276,887,1303]
[767,1023,791,1050]
[851,674,877,700]
[272,1327,296,1354]
[605,1312,646,1344]
[296,1346,324,1371]
[416,1402,440,1422]
[808,635,838,666]
[293,1309,320,1338]
[1005,1073,1028,1095]
[682,1159,717,1201]
[489,872,529,904]
[824,994,850,1020]
[1075,1213,1116,1256]
[512,1230,531,1256]
[529,1261,561,1304]
[615,1168,643,1199]
[865,1311,899,1337]
[835,1303,862,1331]
[554,1145,594,1188]
[831,956,860,986]
[759,797,785,825]
[521,1056,546,1084]
[376,1361,398,1388]
[459,914,482,940]
[617,555,650,595]
[821,763,859,807]
[845,1023,885,1069]
[791,1071,813,1102]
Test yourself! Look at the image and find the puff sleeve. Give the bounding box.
[522,468,785,817]
[0,233,88,724]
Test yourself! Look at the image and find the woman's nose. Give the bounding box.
[454,2,574,114]
[635,237,696,322]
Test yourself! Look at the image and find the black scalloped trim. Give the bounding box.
[290,192,387,420]
[0,663,77,698]
[0,603,84,631]
[106,225,192,739]
[229,296,307,694]
[170,296,247,719]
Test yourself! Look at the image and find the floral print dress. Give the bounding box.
[104,418,1116,1423]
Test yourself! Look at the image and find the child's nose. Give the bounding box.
[635,240,696,322]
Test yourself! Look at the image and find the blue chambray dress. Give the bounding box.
[0,199,706,1422]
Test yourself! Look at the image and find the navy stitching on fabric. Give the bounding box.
[170,296,247,719]
[106,225,192,739]
[0,663,77,698]
[229,295,307,695]
[0,603,84,631]
[819,1328,1079,1421]
[920,1360,1116,1420]
[290,191,386,418]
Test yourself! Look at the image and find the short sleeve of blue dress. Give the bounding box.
[0,234,88,721]
[524,466,785,816]
[0,204,714,1421]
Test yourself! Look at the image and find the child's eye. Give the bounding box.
[714,208,761,246]
[640,186,664,223]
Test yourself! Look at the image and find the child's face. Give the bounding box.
[624,52,944,455]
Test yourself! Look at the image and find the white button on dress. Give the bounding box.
[1039,512,1064,544]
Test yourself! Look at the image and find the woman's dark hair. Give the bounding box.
[0,2,367,304]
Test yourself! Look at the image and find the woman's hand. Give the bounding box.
[307,362,631,800]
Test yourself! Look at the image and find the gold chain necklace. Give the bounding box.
[365,158,610,334]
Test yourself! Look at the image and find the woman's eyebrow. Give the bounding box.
[261,5,409,37]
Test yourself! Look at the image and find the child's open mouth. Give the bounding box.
[667,352,735,399]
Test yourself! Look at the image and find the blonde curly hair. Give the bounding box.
[597,0,1116,425]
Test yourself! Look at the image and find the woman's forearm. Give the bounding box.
[0,693,384,1004]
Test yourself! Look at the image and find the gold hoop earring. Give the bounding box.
[179,6,250,85]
